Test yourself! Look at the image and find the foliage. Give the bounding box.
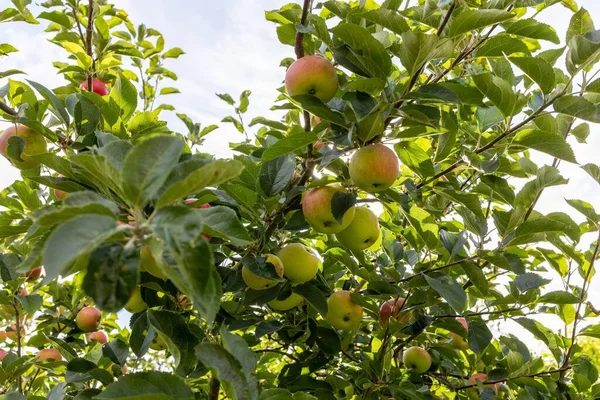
[0,0,599,399]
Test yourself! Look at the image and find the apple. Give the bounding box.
[185,199,212,239]
[285,55,338,103]
[314,140,325,150]
[335,207,380,252]
[150,334,167,351]
[278,243,321,285]
[125,288,148,313]
[53,175,67,200]
[87,330,108,344]
[467,373,499,397]
[76,306,101,332]
[302,186,356,234]
[0,349,7,360]
[177,295,192,310]
[18,287,28,296]
[325,290,363,330]
[268,292,304,311]
[36,348,63,362]
[402,346,432,373]
[242,254,284,290]
[80,78,109,96]
[449,317,469,350]
[21,266,43,281]
[1,324,26,342]
[140,245,167,279]
[0,125,47,170]
[379,297,410,326]
[349,144,399,193]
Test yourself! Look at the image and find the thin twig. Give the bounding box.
[208,377,220,400]
[254,348,300,362]
[454,366,571,391]
[0,101,18,116]
[85,0,95,90]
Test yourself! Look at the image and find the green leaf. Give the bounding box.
[514,273,545,292]
[148,310,200,376]
[27,80,70,126]
[70,153,123,198]
[259,389,317,400]
[121,135,184,208]
[480,175,515,205]
[566,8,595,43]
[42,215,117,283]
[330,23,392,79]
[110,73,138,122]
[515,166,568,208]
[582,163,600,185]
[515,317,561,361]
[514,213,580,242]
[331,191,356,224]
[362,8,410,35]
[435,189,484,220]
[262,132,317,162]
[566,198,599,222]
[220,326,256,375]
[566,31,600,75]
[128,110,168,138]
[197,206,252,246]
[217,93,235,105]
[290,95,347,126]
[553,95,600,123]
[472,73,518,117]
[447,9,514,37]
[293,283,328,317]
[424,274,466,314]
[196,343,257,400]
[538,290,580,304]
[468,319,493,353]
[15,293,42,314]
[513,129,576,163]
[157,159,244,208]
[397,31,439,76]
[508,56,555,94]
[476,34,530,58]
[394,142,434,179]
[504,18,560,44]
[258,154,295,197]
[95,372,194,400]
[163,47,185,59]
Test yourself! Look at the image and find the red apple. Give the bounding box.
[1,324,26,342]
[314,140,325,150]
[468,373,499,395]
[76,306,101,332]
[87,330,108,344]
[36,348,62,362]
[285,55,338,103]
[379,297,410,326]
[21,266,43,281]
[0,349,7,360]
[80,78,109,96]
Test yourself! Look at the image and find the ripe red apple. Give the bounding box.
[0,349,7,360]
[349,144,399,193]
[185,199,212,239]
[17,287,28,296]
[449,317,469,350]
[468,373,499,396]
[0,125,47,169]
[379,297,410,326]
[80,78,109,96]
[87,331,108,344]
[21,266,43,281]
[314,140,325,150]
[76,306,101,332]
[36,348,63,362]
[302,186,356,234]
[402,346,432,373]
[285,55,338,103]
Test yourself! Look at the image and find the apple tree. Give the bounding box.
[0,0,600,398]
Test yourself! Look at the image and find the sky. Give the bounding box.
[1,0,599,352]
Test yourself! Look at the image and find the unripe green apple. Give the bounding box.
[379,297,410,326]
[356,112,384,142]
[36,348,62,362]
[449,317,469,350]
[278,243,321,284]
[76,306,101,332]
[87,330,108,344]
[80,78,109,96]
[150,334,167,351]
[0,125,47,169]
[125,288,148,313]
[402,346,432,373]
[242,254,284,290]
[335,207,380,252]
[302,186,356,234]
[140,245,167,279]
[326,290,363,330]
[349,144,399,193]
[268,292,304,311]
[285,55,338,103]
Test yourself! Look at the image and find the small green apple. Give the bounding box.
[140,245,167,279]
[125,288,148,313]
[349,144,399,193]
[242,254,284,290]
[76,306,101,332]
[302,185,356,234]
[268,292,304,311]
[325,290,363,330]
[285,55,338,103]
[335,207,380,252]
[402,346,432,373]
[0,125,47,169]
[278,243,321,284]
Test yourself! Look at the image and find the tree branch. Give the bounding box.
[454,366,571,391]
[0,101,18,116]
[208,377,220,400]
[255,348,300,362]
[85,0,95,90]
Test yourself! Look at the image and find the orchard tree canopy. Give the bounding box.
[0,0,600,399]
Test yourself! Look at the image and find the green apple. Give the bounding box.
[140,245,167,279]
[268,292,304,311]
[335,207,380,252]
[242,254,284,290]
[278,243,321,284]
[150,334,167,351]
[349,144,399,193]
[285,55,338,103]
[402,346,432,373]
[0,124,47,169]
[325,290,363,330]
[125,288,148,313]
[302,186,356,234]
[75,306,101,332]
